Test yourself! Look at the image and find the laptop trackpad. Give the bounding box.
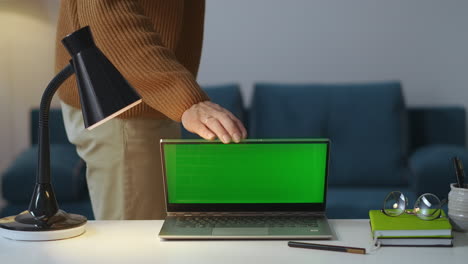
[212,228,269,236]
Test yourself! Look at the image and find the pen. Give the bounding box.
[288,241,366,255]
[453,157,466,188]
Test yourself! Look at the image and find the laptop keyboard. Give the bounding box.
[175,216,318,228]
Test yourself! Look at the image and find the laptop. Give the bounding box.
[158,138,333,240]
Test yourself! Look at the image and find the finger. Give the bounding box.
[235,119,247,139]
[192,121,216,140]
[226,112,247,139]
[220,110,247,139]
[206,102,247,139]
[212,112,243,143]
[203,116,231,144]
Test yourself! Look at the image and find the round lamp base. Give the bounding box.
[0,224,85,241]
[0,210,87,241]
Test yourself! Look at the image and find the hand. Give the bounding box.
[181,101,247,143]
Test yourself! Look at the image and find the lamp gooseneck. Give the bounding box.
[37,63,74,184]
[27,63,74,221]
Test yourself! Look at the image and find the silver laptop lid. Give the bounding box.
[160,139,330,213]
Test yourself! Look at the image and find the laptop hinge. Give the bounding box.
[167,211,326,217]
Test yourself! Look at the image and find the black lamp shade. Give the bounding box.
[62,26,142,130]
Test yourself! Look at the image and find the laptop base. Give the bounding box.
[159,215,333,240]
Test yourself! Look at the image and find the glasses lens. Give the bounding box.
[414,193,441,220]
[383,191,407,216]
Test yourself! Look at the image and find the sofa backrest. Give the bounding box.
[249,82,410,187]
[27,83,465,188]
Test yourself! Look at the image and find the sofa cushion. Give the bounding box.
[249,82,409,186]
[182,84,245,139]
[327,186,417,219]
[1,144,86,202]
[249,84,329,138]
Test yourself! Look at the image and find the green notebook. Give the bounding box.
[369,210,452,238]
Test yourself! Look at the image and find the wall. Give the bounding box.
[0,0,60,172]
[198,0,468,107]
[0,0,60,206]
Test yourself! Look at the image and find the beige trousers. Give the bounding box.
[60,102,180,220]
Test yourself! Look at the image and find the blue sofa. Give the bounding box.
[1,82,467,219]
[248,82,468,218]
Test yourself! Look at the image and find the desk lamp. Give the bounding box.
[0,26,142,241]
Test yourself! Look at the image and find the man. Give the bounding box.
[55,0,247,220]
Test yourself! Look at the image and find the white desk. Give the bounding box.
[0,220,467,264]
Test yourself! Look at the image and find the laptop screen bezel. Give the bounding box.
[160,139,330,212]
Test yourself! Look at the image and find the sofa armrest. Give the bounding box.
[409,144,468,199]
[408,107,466,152]
[1,144,86,203]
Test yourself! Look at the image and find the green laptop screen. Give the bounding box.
[163,141,328,204]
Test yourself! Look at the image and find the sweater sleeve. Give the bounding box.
[76,0,209,121]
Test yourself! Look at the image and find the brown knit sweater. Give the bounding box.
[55,0,209,121]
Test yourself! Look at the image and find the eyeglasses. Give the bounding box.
[381,191,447,220]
